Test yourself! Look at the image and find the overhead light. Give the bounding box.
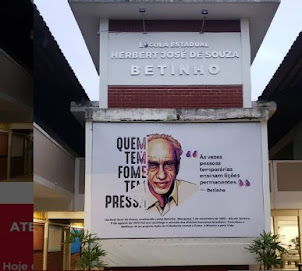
[139,8,147,34]
[200,9,208,34]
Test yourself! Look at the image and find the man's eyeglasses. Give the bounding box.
[148,161,176,172]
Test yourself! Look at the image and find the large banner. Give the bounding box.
[91,122,264,238]
[107,32,242,85]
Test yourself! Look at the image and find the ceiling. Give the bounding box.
[0,0,33,123]
[0,0,33,72]
[34,181,74,211]
[34,5,89,157]
[259,31,302,154]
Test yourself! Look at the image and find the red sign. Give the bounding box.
[0,204,33,270]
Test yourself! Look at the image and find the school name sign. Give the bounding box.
[107,32,243,85]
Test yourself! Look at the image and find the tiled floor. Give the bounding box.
[282,263,301,270]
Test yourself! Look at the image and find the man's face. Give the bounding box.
[147,138,177,195]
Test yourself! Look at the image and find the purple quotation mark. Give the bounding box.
[238,179,251,187]
[186,150,198,158]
